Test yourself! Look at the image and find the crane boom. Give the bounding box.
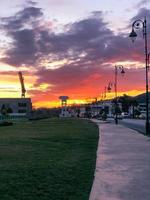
[18,71,26,98]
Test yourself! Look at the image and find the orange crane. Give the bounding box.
[18,71,26,98]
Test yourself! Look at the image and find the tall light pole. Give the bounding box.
[114,65,125,124]
[129,17,150,135]
[107,66,125,124]
[148,52,150,70]
[104,86,107,100]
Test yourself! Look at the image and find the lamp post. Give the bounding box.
[148,52,150,70]
[107,66,125,124]
[114,65,125,124]
[107,82,112,93]
[129,17,150,135]
[104,86,107,100]
[103,86,107,112]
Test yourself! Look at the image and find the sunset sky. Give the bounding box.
[0,0,150,108]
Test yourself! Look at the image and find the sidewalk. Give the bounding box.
[89,120,150,200]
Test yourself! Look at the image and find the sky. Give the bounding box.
[0,0,150,108]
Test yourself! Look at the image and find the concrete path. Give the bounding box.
[89,120,150,200]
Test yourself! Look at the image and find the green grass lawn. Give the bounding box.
[0,118,99,200]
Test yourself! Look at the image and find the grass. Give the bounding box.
[0,118,99,200]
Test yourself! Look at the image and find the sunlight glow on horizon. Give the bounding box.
[32,89,145,108]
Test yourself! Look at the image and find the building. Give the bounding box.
[137,103,150,115]
[0,98,32,117]
[90,100,122,118]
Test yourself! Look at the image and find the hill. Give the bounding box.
[134,92,150,103]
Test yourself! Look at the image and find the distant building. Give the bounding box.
[137,103,150,114]
[0,98,32,117]
[90,100,122,117]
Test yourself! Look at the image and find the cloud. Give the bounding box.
[1,5,150,103]
[1,6,149,68]
[0,8,125,67]
[26,0,37,6]
[2,29,38,66]
[131,8,150,24]
[0,6,44,66]
[33,64,146,101]
[1,6,42,31]
[135,0,150,9]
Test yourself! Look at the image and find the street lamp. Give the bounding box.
[100,87,107,102]
[129,17,150,135]
[107,82,112,93]
[114,65,125,124]
[104,86,107,99]
[107,66,125,124]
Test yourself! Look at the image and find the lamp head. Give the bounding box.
[107,83,112,93]
[107,86,111,93]
[121,68,125,75]
[129,28,137,43]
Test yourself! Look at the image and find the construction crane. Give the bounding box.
[18,71,26,98]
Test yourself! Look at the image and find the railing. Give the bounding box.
[0,115,27,121]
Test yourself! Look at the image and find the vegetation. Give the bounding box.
[118,94,138,113]
[135,92,150,103]
[1,104,13,116]
[0,118,99,200]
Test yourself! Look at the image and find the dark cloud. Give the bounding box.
[130,8,150,35]
[0,6,44,66]
[2,29,38,66]
[0,7,127,67]
[1,6,42,31]
[26,0,37,6]
[2,6,149,68]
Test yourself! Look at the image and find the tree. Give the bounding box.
[134,109,141,118]
[118,94,131,112]
[1,104,7,116]
[1,104,13,116]
[118,94,138,114]
[130,99,138,118]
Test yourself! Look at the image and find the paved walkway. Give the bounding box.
[89,120,150,200]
